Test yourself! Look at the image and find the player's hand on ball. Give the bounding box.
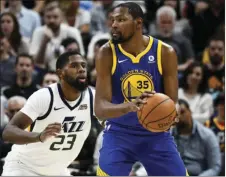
[39,122,62,142]
[129,91,156,112]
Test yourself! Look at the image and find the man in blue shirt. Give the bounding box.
[171,99,221,176]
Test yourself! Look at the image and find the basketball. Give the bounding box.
[137,93,177,132]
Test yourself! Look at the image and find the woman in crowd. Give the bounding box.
[179,62,214,123]
[0,12,29,56]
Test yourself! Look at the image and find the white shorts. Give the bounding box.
[2,161,71,176]
[2,164,39,176]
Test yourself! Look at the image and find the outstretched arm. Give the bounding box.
[3,112,40,145]
[2,89,61,144]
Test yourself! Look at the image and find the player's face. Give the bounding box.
[209,40,224,66]
[110,7,138,44]
[62,55,88,91]
[187,66,203,87]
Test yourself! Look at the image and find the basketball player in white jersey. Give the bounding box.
[1,51,95,176]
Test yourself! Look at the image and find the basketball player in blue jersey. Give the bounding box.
[94,2,187,176]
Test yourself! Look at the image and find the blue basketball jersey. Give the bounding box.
[108,36,165,135]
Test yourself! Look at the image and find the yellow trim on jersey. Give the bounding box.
[96,166,109,176]
[109,41,117,74]
[213,118,225,131]
[157,40,163,75]
[118,36,154,63]
[186,169,189,176]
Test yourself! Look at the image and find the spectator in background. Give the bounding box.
[172,99,221,176]
[189,0,225,55]
[205,93,225,176]
[88,39,109,87]
[158,0,189,33]
[90,0,114,36]
[59,0,91,34]
[152,6,194,73]
[0,36,16,88]
[203,36,225,93]
[2,54,40,99]
[4,96,27,123]
[3,0,41,40]
[29,5,84,71]
[61,37,80,53]
[87,8,112,64]
[42,71,59,88]
[0,12,29,55]
[0,96,26,175]
[179,62,214,123]
[0,96,8,128]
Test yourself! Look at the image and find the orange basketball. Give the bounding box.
[137,93,177,132]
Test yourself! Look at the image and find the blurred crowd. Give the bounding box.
[0,0,225,176]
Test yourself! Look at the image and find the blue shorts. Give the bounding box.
[97,126,187,176]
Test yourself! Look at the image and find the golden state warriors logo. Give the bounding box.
[120,70,154,102]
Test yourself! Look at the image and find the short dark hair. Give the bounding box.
[61,37,80,52]
[215,93,225,106]
[15,53,34,65]
[56,50,82,69]
[112,2,144,20]
[209,34,224,45]
[45,70,57,75]
[178,99,190,110]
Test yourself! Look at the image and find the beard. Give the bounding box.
[64,75,88,91]
[210,55,222,66]
[111,31,134,44]
[176,121,187,130]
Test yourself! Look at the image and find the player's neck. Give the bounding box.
[60,82,81,101]
[120,34,146,57]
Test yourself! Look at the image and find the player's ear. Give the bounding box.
[136,18,143,29]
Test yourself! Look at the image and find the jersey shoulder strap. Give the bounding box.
[37,87,54,120]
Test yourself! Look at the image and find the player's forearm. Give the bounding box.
[95,101,130,120]
[2,125,40,145]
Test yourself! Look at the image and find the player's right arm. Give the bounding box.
[94,43,152,121]
[2,89,61,145]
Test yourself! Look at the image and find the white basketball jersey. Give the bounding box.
[4,84,94,175]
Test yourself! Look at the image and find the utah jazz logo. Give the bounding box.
[121,70,154,102]
[62,116,85,133]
